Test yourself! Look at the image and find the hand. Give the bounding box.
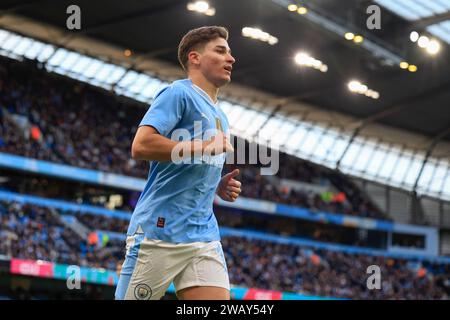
[217,169,241,202]
[203,131,234,156]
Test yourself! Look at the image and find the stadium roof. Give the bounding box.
[0,0,450,137]
[375,0,450,44]
[0,0,449,200]
[1,0,449,140]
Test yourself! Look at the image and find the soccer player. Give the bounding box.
[115,26,240,300]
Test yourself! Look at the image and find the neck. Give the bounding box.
[188,73,219,104]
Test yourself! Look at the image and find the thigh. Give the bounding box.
[177,286,230,300]
[115,234,145,300]
[120,237,190,300]
[174,241,230,300]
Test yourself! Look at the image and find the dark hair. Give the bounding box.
[178,26,229,71]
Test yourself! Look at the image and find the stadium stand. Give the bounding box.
[0,56,386,220]
[1,0,450,301]
[0,200,123,270]
[1,198,449,299]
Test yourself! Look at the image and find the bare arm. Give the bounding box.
[131,125,233,162]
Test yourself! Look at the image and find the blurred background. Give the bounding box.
[0,0,450,300]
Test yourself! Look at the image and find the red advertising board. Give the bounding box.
[243,288,283,300]
[10,259,54,277]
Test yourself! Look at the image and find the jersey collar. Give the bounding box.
[188,79,218,107]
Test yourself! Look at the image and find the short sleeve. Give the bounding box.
[139,85,185,137]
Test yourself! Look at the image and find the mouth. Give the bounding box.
[223,66,232,74]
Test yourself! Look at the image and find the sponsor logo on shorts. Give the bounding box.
[134,283,152,300]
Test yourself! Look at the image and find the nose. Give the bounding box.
[227,53,235,65]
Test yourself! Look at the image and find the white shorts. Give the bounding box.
[115,234,230,300]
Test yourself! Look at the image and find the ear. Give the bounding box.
[188,50,201,67]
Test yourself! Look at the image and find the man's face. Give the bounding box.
[193,37,235,87]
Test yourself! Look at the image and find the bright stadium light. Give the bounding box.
[242,27,278,45]
[312,59,321,68]
[408,64,418,72]
[267,37,278,45]
[187,1,215,16]
[348,80,361,92]
[399,61,418,73]
[294,52,310,65]
[418,35,429,48]
[371,91,380,99]
[345,32,355,40]
[365,89,376,98]
[344,32,363,44]
[412,32,440,56]
[353,35,364,43]
[426,39,440,55]
[196,1,209,12]
[320,65,328,73]
[205,8,215,16]
[358,84,368,94]
[399,61,409,69]
[294,52,328,72]
[348,80,379,99]
[410,31,419,42]
[288,4,298,12]
[297,6,308,15]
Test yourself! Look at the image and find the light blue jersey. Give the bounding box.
[127,79,230,243]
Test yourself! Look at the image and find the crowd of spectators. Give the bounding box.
[0,56,387,220]
[0,57,148,177]
[224,164,385,219]
[0,201,122,270]
[60,207,376,248]
[0,200,448,299]
[74,212,129,234]
[222,236,450,299]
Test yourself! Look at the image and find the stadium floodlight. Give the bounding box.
[399,61,409,69]
[294,52,328,72]
[353,35,364,43]
[242,27,278,45]
[358,84,368,94]
[370,91,380,99]
[426,39,440,55]
[187,1,216,16]
[410,31,419,43]
[348,80,379,99]
[287,4,298,12]
[365,89,379,99]
[297,6,308,15]
[412,32,440,56]
[418,35,429,48]
[408,64,417,72]
[344,32,355,40]
[348,80,361,92]
[344,33,363,44]
[399,61,420,73]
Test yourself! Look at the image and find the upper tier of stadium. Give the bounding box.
[0,16,449,203]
